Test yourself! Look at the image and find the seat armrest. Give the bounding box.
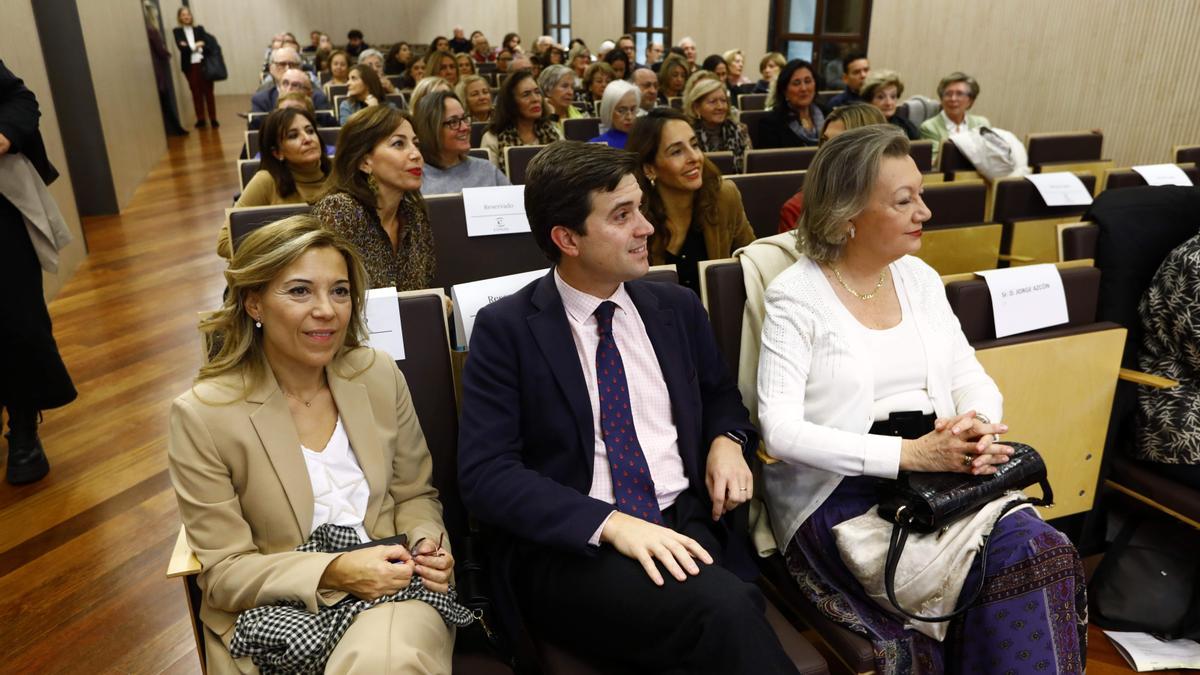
[167,525,202,577]
[1118,368,1179,389]
[756,445,780,465]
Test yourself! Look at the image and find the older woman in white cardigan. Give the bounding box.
[756,125,1086,674]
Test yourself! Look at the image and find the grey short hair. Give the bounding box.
[537,64,574,95]
[936,71,979,100]
[860,69,904,101]
[797,125,911,262]
[358,48,384,64]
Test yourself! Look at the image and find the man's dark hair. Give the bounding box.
[524,141,639,263]
[347,29,364,40]
[842,51,868,74]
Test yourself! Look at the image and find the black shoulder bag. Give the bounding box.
[876,441,1055,622]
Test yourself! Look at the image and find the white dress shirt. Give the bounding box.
[847,272,935,421]
[183,26,203,64]
[554,270,690,542]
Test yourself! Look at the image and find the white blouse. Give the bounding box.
[756,256,1003,548]
[301,418,370,543]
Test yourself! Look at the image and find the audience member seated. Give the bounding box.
[754,51,786,94]
[252,48,310,113]
[313,106,435,290]
[616,34,640,69]
[685,72,750,173]
[221,108,332,258]
[645,41,664,68]
[545,45,566,66]
[448,26,472,54]
[527,53,545,80]
[509,52,533,73]
[384,42,413,75]
[301,30,321,54]
[339,64,388,124]
[471,32,495,63]
[723,49,753,87]
[589,80,639,149]
[628,109,755,292]
[826,51,870,108]
[919,71,990,158]
[426,49,460,88]
[414,90,509,194]
[757,125,1087,674]
[1136,232,1200,489]
[313,48,333,81]
[455,53,476,78]
[533,34,555,56]
[482,69,563,173]
[326,49,351,87]
[658,54,689,101]
[632,68,660,112]
[576,62,615,116]
[860,69,919,140]
[501,32,522,56]
[603,48,631,81]
[408,77,452,114]
[344,28,368,58]
[456,74,493,123]
[169,216,457,674]
[678,36,699,71]
[495,50,513,74]
[568,43,591,78]
[357,49,397,93]
[540,64,584,131]
[758,59,823,148]
[457,140,800,674]
[397,59,426,90]
[430,35,451,53]
[252,68,334,129]
[778,103,885,233]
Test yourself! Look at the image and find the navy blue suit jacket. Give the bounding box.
[249,85,330,115]
[458,271,758,636]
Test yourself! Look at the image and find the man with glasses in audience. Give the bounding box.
[252,56,330,114]
[677,36,698,72]
[645,41,664,70]
[458,141,799,674]
[617,34,642,70]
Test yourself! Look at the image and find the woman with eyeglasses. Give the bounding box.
[413,90,510,195]
[919,72,989,162]
[480,68,563,173]
[588,80,639,149]
[626,108,755,293]
[684,72,751,173]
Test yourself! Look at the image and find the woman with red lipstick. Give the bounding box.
[413,90,510,194]
[627,108,755,293]
[219,108,332,259]
[481,68,562,173]
[169,216,459,673]
[757,125,1086,674]
[758,59,824,148]
[312,106,436,290]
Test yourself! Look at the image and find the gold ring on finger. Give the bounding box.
[963,453,973,466]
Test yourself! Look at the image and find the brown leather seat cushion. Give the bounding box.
[922,181,987,228]
[424,194,549,291]
[1107,455,1200,525]
[726,171,806,239]
[745,148,818,174]
[1104,166,1200,192]
[229,203,311,251]
[704,260,748,380]
[1027,132,1103,166]
[1061,223,1099,261]
[945,266,1101,345]
[992,174,1097,224]
[453,653,515,675]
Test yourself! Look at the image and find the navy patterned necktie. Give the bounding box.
[594,301,663,524]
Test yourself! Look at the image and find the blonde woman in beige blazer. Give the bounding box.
[168,216,455,674]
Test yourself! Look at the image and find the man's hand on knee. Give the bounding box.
[599,512,714,586]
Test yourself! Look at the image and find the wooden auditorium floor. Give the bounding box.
[0,95,1179,674]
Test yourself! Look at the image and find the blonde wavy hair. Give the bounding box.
[682,71,736,124]
[197,215,370,390]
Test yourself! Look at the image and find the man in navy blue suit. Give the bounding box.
[458,141,797,673]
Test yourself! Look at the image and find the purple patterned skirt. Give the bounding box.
[786,476,1087,674]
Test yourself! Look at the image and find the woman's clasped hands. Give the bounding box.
[899,410,1012,476]
[320,537,455,600]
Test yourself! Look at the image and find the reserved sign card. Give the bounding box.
[462,185,531,237]
[1132,164,1194,187]
[1024,172,1093,206]
[975,264,1069,338]
[451,269,547,348]
[364,287,406,360]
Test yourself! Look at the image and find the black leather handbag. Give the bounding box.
[876,442,1054,622]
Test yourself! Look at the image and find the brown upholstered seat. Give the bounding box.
[424,193,549,291]
[1106,455,1200,527]
[745,147,818,174]
[739,110,769,148]
[563,117,600,142]
[504,144,548,184]
[908,139,934,173]
[921,180,987,228]
[725,171,806,239]
[738,93,768,111]
[471,121,488,148]
[1174,144,1200,165]
[237,159,259,189]
[701,259,747,380]
[946,266,1101,344]
[1060,223,1099,261]
[705,150,737,175]
[938,139,975,179]
[1026,130,1103,167]
[227,203,311,251]
[1102,165,1200,192]
[991,173,1097,263]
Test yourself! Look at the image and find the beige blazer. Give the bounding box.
[167,347,447,661]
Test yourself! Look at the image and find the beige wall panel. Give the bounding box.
[190,0,521,96]
[0,0,86,300]
[674,0,769,79]
[77,0,166,210]
[517,0,543,52]
[870,0,1200,167]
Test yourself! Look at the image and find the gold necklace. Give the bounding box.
[831,265,886,301]
[284,388,324,408]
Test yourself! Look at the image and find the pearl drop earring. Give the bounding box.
[255,319,262,328]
